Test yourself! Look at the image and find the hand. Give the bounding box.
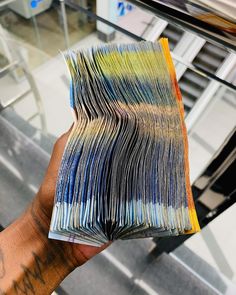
[0,127,110,294]
[34,126,109,267]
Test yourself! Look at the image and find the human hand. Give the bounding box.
[0,127,110,294]
[34,126,110,266]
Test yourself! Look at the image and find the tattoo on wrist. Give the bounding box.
[30,201,76,270]
[0,248,6,295]
[0,248,5,279]
[13,252,46,295]
[0,201,76,295]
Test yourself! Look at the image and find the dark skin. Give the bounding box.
[0,127,110,294]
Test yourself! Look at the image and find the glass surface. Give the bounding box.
[0,1,96,70]
[66,0,235,87]
[131,0,236,51]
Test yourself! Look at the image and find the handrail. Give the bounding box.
[129,0,236,53]
[64,0,236,93]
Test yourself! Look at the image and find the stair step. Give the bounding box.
[194,54,222,71]
[179,81,202,98]
[0,113,50,226]
[161,24,183,50]
[182,95,195,109]
[201,43,228,59]
[174,245,236,294]
[183,70,209,89]
[130,252,218,295]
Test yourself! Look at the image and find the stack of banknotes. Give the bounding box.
[49,38,200,246]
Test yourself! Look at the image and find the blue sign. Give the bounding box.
[118,1,133,16]
[30,0,43,9]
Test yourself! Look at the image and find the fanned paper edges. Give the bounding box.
[49,38,200,246]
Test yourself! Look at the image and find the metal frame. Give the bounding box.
[0,25,47,133]
[141,17,168,41]
[173,32,206,81]
[186,53,236,132]
[128,0,236,52]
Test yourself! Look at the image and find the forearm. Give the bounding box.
[0,199,75,294]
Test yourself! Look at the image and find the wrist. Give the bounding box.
[28,197,78,271]
[0,199,76,294]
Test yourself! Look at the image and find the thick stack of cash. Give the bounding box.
[49,38,200,246]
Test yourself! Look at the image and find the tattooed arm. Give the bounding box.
[0,128,109,294]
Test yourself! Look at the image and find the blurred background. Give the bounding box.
[0,0,235,294]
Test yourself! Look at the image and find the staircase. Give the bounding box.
[179,43,228,114]
[1,108,234,295]
[143,17,230,116]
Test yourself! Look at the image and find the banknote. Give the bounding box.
[49,38,200,246]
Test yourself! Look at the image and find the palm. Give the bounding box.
[36,128,109,267]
